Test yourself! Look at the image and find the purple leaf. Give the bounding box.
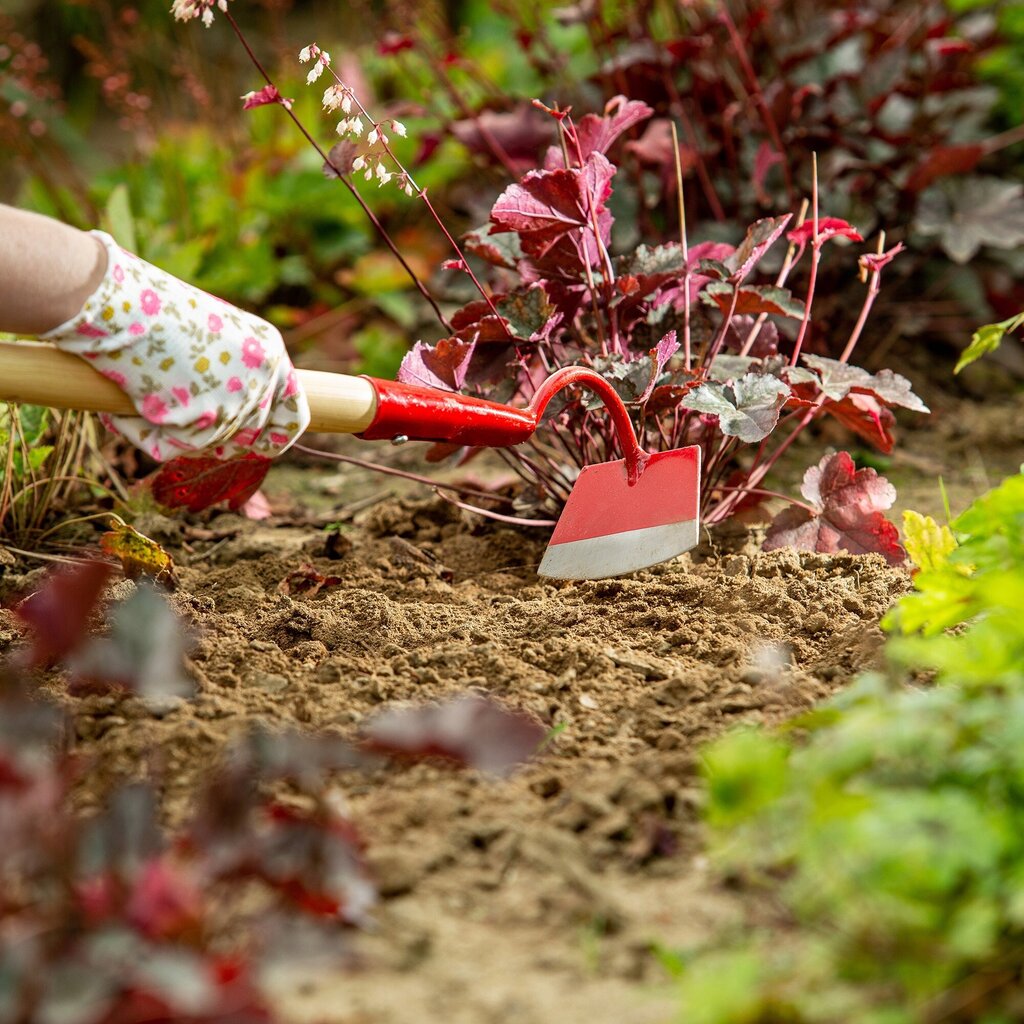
[638,330,680,403]
[241,84,293,111]
[764,451,906,565]
[490,152,615,263]
[544,95,654,167]
[360,695,546,776]
[397,338,477,392]
[701,282,805,319]
[727,215,792,283]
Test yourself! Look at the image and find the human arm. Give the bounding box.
[0,205,309,460]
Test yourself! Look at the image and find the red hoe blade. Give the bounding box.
[538,446,701,579]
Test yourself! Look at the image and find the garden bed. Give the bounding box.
[8,488,909,1023]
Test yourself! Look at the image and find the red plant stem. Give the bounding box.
[738,198,808,358]
[712,485,818,516]
[789,165,820,366]
[435,490,557,528]
[839,233,888,363]
[718,7,794,203]
[222,11,452,333]
[705,282,741,367]
[293,443,516,502]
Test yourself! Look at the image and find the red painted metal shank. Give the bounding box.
[358,377,536,447]
[358,368,650,484]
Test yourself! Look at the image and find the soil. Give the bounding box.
[5,395,1021,1024]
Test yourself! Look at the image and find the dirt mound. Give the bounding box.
[7,499,909,1024]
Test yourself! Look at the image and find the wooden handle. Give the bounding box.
[0,340,377,435]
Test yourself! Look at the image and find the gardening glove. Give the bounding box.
[39,230,310,462]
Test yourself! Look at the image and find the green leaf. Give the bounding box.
[102,184,138,253]
[954,311,1024,373]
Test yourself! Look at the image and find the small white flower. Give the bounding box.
[351,116,364,135]
[323,84,343,110]
[363,167,374,182]
[391,120,407,138]
[375,161,392,186]
[352,156,366,171]
[307,62,326,85]
[367,127,379,146]
[202,6,214,25]
[341,93,353,114]
[299,45,313,63]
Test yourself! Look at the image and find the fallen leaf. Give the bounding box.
[100,522,177,588]
[151,454,272,513]
[764,451,905,564]
[279,563,344,597]
[360,695,546,776]
[681,374,790,442]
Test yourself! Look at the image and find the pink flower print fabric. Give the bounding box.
[40,231,310,460]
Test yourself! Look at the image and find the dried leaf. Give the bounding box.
[101,522,177,588]
[279,563,343,597]
[360,695,546,776]
[681,374,790,442]
[151,454,272,513]
[764,451,905,564]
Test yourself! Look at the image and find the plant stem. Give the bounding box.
[671,120,692,371]
[789,157,819,366]
[223,10,452,332]
[839,232,885,363]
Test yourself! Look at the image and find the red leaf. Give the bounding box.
[397,337,476,391]
[241,84,293,111]
[905,144,985,194]
[378,32,415,55]
[450,104,553,169]
[544,95,653,167]
[728,215,792,282]
[127,857,204,941]
[859,242,906,277]
[16,561,112,667]
[786,217,863,250]
[360,695,546,776]
[764,451,905,564]
[638,330,680,403]
[151,454,272,513]
[824,394,897,453]
[490,152,615,263]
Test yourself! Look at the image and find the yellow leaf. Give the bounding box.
[100,522,177,588]
[902,510,957,573]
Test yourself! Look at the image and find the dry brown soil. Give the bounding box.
[12,488,912,1024]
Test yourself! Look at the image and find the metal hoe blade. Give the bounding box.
[539,446,702,580]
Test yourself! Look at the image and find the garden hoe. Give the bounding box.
[0,340,701,580]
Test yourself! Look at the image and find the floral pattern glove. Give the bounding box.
[40,230,310,461]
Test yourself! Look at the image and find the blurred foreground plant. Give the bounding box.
[669,471,1024,1022]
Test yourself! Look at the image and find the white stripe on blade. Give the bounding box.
[538,518,700,580]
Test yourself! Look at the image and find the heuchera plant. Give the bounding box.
[164,3,929,563]
[1,561,545,1022]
